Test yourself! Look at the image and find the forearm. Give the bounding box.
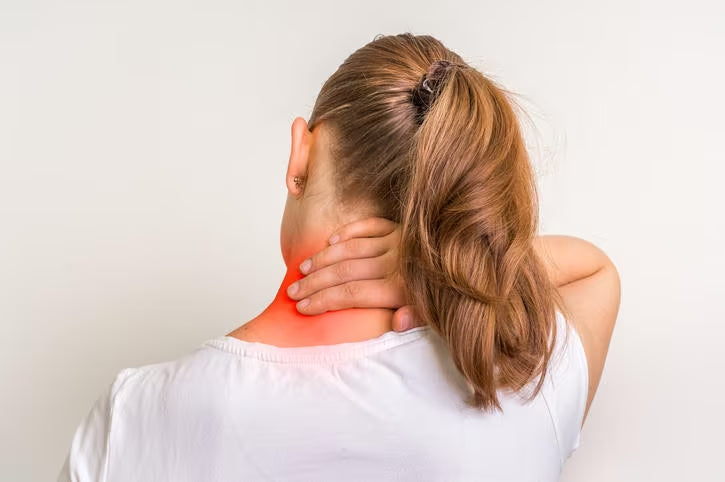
[533,235,612,288]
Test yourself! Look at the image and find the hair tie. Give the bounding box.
[411,60,460,124]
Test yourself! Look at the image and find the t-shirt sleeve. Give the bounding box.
[545,311,590,464]
[57,368,138,482]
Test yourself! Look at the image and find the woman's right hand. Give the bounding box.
[287,217,423,332]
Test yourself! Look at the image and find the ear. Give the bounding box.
[285,117,312,196]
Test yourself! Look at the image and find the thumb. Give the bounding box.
[392,305,423,332]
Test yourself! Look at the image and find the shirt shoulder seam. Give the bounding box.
[102,367,146,482]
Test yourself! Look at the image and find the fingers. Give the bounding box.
[301,236,390,275]
[296,279,407,316]
[392,305,424,332]
[290,216,406,316]
[328,217,398,245]
[300,217,400,275]
[288,256,389,301]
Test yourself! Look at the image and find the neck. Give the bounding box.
[229,250,395,347]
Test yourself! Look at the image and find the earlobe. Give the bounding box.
[285,117,311,196]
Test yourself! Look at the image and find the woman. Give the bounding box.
[59,33,620,481]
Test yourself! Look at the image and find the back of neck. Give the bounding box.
[228,268,395,347]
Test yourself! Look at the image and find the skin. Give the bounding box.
[227,117,411,346]
[534,236,621,425]
[228,116,621,428]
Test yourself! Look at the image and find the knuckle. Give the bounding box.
[334,260,353,281]
[311,288,338,313]
[343,282,360,299]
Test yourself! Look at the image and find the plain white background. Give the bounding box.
[1,0,723,480]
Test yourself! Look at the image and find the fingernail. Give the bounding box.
[287,282,298,297]
[329,234,339,245]
[297,299,310,310]
[399,314,411,331]
[299,259,311,274]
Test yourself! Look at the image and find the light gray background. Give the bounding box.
[1,1,723,481]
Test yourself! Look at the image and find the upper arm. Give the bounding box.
[557,258,621,426]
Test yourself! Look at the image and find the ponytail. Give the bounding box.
[308,33,568,412]
[400,61,566,412]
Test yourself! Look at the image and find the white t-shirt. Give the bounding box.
[58,311,588,482]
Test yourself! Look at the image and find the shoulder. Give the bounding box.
[58,342,239,481]
[117,343,233,401]
[57,367,142,482]
[557,258,621,425]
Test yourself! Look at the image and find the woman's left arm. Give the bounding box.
[286,217,420,332]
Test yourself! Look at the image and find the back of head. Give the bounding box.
[308,33,566,413]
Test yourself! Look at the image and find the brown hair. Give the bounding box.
[308,33,569,412]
